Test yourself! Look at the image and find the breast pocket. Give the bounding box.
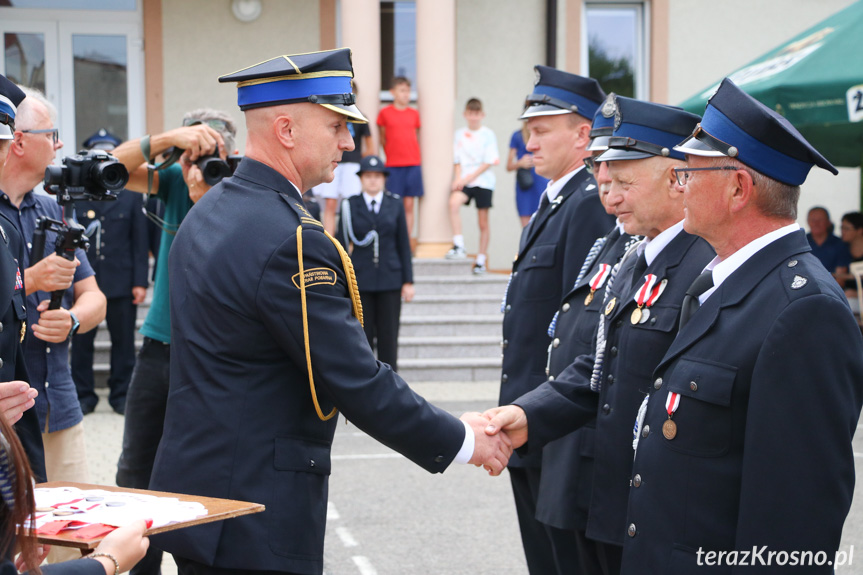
[619,303,679,379]
[662,358,737,457]
[519,243,558,302]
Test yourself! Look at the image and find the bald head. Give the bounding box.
[244,102,355,192]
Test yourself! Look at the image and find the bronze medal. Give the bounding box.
[605,297,617,316]
[631,307,643,324]
[585,290,595,306]
[662,419,677,440]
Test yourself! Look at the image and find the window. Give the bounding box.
[380,0,417,100]
[583,2,648,99]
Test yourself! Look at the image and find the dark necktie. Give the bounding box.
[679,270,714,330]
[535,193,551,220]
[369,198,377,215]
[630,250,648,290]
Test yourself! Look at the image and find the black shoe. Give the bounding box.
[80,402,97,416]
[111,404,126,416]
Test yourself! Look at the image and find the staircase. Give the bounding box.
[92,258,507,387]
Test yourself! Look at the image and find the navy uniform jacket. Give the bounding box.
[517,229,714,545]
[335,191,412,293]
[0,213,45,482]
[621,230,863,574]
[2,557,104,574]
[74,190,149,299]
[535,225,633,530]
[149,159,465,575]
[499,168,614,468]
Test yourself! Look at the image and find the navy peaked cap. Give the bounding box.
[675,78,837,185]
[357,155,389,176]
[219,48,368,123]
[597,97,701,162]
[519,65,606,121]
[587,93,618,151]
[83,128,122,150]
[0,74,25,140]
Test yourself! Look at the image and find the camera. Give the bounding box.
[43,149,129,201]
[195,146,242,186]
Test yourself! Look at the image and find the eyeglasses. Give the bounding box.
[20,128,59,145]
[183,118,229,132]
[583,156,600,174]
[673,166,739,187]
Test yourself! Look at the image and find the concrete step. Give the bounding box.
[398,335,501,359]
[412,274,508,296]
[411,258,476,277]
[400,315,502,337]
[396,357,502,382]
[93,319,145,342]
[402,294,502,316]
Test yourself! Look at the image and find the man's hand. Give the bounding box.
[461,412,513,476]
[0,381,37,426]
[401,283,415,303]
[164,124,224,162]
[181,153,211,204]
[25,254,79,294]
[132,286,147,305]
[451,177,467,193]
[32,300,73,343]
[483,405,528,450]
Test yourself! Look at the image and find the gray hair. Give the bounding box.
[714,156,799,220]
[16,86,57,128]
[182,108,237,154]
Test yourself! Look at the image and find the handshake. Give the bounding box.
[460,405,529,476]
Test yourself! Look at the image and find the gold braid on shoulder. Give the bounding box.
[296,225,364,421]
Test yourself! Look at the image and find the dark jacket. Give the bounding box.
[149,159,465,574]
[336,191,412,292]
[74,190,149,299]
[621,230,863,573]
[499,168,615,467]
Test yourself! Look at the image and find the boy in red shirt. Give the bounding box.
[377,76,423,237]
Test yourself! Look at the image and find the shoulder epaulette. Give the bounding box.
[279,193,325,230]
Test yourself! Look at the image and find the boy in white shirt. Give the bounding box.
[446,98,499,274]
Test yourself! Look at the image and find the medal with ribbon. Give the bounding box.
[663,391,680,440]
[631,275,668,324]
[585,263,612,306]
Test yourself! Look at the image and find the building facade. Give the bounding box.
[1,0,857,267]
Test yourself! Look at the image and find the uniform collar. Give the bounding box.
[640,220,685,267]
[700,222,800,303]
[362,191,383,213]
[544,165,585,203]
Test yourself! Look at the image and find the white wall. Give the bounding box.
[455,0,547,269]
[668,0,861,227]
[161,0,320,152]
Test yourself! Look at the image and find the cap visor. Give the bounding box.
[518,104,573,120]
[321,103,369,123]
[587,135,612,152]
[0,124,12,140]
[673,134,727,157]
[595,147,655,162]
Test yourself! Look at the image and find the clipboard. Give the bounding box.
[29,482,265,550]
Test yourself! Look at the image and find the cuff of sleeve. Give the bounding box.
[453,419,475,465]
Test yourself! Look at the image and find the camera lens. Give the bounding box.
[198,157,231,186]
[44,165,65,189]
[91,161,129,191]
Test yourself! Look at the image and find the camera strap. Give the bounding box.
[140,135,184,236]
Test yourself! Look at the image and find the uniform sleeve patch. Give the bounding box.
[292,267,338,288]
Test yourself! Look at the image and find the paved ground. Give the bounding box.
[82,383,863,575]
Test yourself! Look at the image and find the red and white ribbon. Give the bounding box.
[633,274,667,308]
[588,263,612,291]
[665,391,681,417]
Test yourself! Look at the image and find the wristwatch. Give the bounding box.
[68,311,80,339]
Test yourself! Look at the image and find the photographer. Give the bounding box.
[109,108,235,575]
[0,88,106,498]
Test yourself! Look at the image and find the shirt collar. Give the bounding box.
[362,191,383,212]
[700,222,800,303]
[639,220,685,266]
[545,165,585,203]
